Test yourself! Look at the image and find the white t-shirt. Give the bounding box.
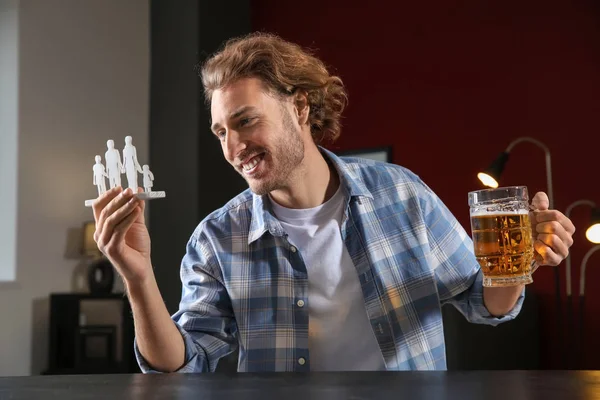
[269,186,386,371]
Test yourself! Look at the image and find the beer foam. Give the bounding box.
[470,209,530,217]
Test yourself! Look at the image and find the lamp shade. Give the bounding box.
[82,221,101,257]
[586,208,600,244]
[477,151,509,188]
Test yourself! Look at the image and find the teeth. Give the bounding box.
[243,156,260,171]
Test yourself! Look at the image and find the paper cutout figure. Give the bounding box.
[105,140,124,189]
[85,136,166,207]
[122,136,143,191]
[142,165,154,193]
[93,155,109,196]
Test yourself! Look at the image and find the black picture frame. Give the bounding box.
[336,146,393,163]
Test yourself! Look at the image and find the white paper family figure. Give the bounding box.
[142,165,154,193]
[105,139,124,189]
[85,136,165,207]
[123,136,144,191]
[92,155,108,196]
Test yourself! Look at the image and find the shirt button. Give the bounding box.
[298,357,306,365]
[290,246,297,253]
[297,300,305,307]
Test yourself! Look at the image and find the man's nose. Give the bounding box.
[225,129,246,162]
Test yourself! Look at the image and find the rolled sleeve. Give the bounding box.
[134,321,208,373]
[133,231,238,373]
[417,178,525,326]
[446,267,525,326]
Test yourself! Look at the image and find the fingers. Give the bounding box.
[109,205,142,251]
[534,239,563,266]
[136,187,146,221]
[96,197,141,255]
[94,189,142,253]
[92,186,123,222]
[531,192,550,211]
[536,233,569,260]
[530,208,575,267]
[95,188,134,241]
[535,219,575,248]
[534,209,576,235]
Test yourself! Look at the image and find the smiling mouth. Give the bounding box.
[241,153,265,174]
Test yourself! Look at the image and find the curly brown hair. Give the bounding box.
[200,32,348,144]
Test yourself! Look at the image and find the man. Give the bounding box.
[122,135,143,192]
[104,139,124,189]
[92,33,575,372]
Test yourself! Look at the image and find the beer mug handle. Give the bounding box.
[529,204,540,276]
[531,260,540,275]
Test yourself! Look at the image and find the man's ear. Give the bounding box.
[293,90,310,126]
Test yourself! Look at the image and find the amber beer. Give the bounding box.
[468,186,535,287]
[470,212,534,284]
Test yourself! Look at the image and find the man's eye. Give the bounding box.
[240,117,253,127]
[217,131,226,140]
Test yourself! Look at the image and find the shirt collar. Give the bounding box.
[247,146,373,244]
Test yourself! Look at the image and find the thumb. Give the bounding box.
[531,192,549,211]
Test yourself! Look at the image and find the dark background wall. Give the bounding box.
[148,0,600,371]
[149,0,250,372]
[251,0,600,369]
[148,0,249,315]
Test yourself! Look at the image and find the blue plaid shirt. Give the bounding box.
[135,148,524,372]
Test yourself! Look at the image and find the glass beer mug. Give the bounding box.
[468,186,538,287]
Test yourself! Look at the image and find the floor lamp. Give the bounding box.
[578,245,600,369]
[564,200,600,368]
[477,136,553,208]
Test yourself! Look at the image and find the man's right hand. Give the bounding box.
[92,186,151,284]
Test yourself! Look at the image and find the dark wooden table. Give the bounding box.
[2,371,600,399]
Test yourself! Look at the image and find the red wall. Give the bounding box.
[252,1,600,369]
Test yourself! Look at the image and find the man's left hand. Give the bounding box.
[530,192,576,266]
